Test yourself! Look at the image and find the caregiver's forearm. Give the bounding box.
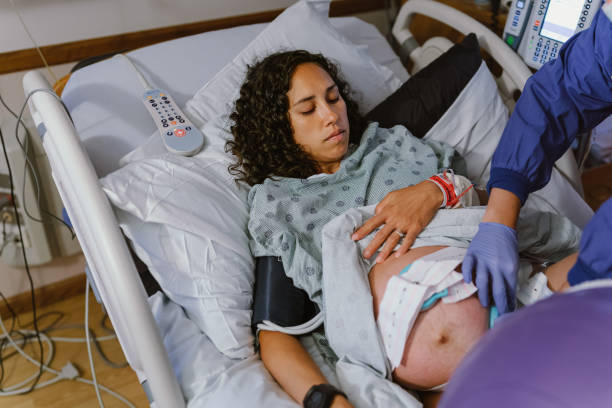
[481,188,521,229]
[259,330,329,404]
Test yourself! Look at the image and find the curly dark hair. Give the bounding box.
[226,50,366,186]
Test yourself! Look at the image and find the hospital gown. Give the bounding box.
[248,122,457,306]
[487,3,612,285]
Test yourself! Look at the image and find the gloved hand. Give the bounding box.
[462,222,519,314]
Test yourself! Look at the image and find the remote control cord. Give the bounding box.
[113,54,153,91]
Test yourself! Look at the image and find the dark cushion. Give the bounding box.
[365,33,483,138]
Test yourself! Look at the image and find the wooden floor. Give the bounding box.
[0,289,147,408]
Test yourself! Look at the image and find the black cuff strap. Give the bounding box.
[303,384,347,408]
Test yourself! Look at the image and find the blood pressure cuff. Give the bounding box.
[251,256,320,333]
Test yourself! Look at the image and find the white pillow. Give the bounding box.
[424,62,508,188]
[101,124,256,359]
[183,0,403,128]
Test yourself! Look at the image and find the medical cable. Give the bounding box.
[11,90,76,236]
[0,89,128,403]
[9,0,58,83]
[0,91,76,239]
[0,310,135,407]
[0,125,44,393]
[113,54,154,91]
[0,293,123,387]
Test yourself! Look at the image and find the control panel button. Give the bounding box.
[174,128,186,137]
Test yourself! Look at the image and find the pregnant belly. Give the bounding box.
[369,246,489,390]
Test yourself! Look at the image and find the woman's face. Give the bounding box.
[287,63,350,174]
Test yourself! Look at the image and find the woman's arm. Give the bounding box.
[259,330,353,407]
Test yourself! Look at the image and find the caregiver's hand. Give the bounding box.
[462,222,519,314]
[351,180,443,263]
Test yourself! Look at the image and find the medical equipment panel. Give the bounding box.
[503,0,601,69]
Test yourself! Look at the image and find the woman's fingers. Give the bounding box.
[375,230,403,263]
[362,224,394,259]
[393,234,414,258]
[351,213,384,241]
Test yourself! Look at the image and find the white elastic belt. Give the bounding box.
[376,247,477,370]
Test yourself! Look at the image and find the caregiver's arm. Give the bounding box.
[464,6,612,313]
[259,331,353,408]
[487,7,612,203]
[568,198,612,285]
[351,180,443,262]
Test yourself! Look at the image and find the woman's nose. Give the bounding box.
[320,102,338,124]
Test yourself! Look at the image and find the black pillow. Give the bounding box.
[365,33,482,138]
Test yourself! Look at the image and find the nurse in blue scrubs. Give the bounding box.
[462,0,612,314]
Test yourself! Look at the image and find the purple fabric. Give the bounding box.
[440,287,612,407]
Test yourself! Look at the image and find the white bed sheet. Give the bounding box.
[62,17,408,177]
[150,291,341,407]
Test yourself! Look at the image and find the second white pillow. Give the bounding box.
[184,0,403,127]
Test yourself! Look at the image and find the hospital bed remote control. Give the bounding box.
[141,89,204,156]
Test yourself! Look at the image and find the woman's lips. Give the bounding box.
[326,129,345,142]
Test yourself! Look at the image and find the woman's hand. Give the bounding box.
[351,180,444,263]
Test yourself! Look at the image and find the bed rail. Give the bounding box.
[392,0,584,196]
[22,71,184,408]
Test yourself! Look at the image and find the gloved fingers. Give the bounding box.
[492,271,509,314]
[474,262,491,308]
[502,264,518,312]
[461,252,476,284]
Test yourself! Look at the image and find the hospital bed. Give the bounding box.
[22,0,594,406]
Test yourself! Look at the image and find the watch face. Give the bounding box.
[311,391,325,406]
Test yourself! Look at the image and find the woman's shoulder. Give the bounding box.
[247,178,292,206]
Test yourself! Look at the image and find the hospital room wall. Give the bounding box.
[0,1,387,301]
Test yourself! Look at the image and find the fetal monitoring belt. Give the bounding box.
[377,247,477,370]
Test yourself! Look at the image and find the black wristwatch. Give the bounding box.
[303,384,348,408]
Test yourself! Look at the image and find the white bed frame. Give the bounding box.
[22,0,583,406]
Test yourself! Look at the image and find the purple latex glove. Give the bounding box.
[462,222,519,314]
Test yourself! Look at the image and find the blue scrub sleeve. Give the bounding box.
[568,198,612,285]
[487,6,612,204]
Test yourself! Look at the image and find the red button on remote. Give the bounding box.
[174,129,186,137]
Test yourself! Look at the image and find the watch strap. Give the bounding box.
[303,384,347,408]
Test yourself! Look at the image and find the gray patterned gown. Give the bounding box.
[247,122,458,307]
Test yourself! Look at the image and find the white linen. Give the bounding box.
[148,292,299,407]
